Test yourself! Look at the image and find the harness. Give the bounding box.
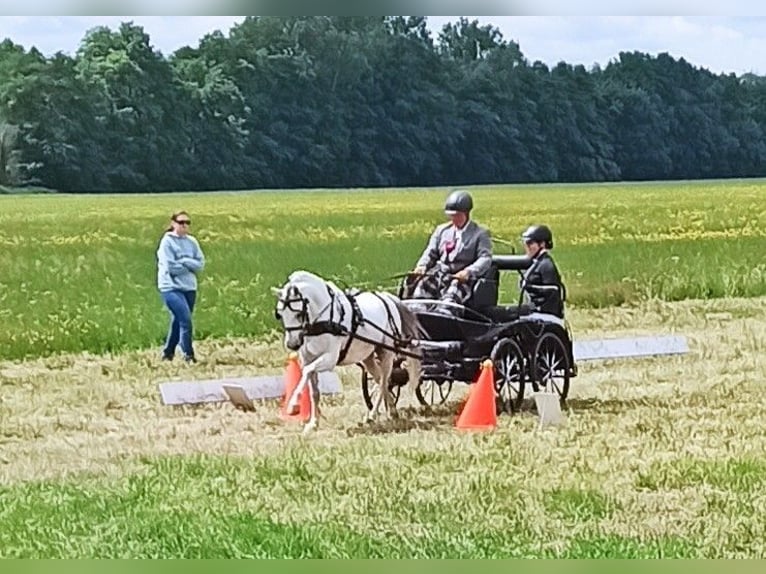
[275,284,420,362]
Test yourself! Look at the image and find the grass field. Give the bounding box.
[2,180,766,557]
[2,296,766,557]
[2,180,766,361]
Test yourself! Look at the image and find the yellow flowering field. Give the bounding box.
[3,181,766,558]
[1,180,765,360]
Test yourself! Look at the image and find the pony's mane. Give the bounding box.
[288,270,345,295]
[288,270,321,285]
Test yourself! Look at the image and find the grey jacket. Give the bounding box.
[157,232,205,292]
[416,219,493,278]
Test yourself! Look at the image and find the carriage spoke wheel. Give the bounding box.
[490,337,526,414]
[415,379,453,407]
[531,332,571,405]
[361,368,401,412]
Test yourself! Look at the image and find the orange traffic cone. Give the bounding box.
[280,352,311,421]
[455,359,497,431]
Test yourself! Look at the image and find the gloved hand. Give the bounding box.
[453,269,470,283]
[413,266,427,276]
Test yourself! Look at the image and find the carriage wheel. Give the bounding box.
[415,379,453,407]
[490,337,526,414]
[531,331,571,404]
[361,368,401,411]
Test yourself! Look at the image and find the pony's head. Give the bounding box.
[272,271,332,351]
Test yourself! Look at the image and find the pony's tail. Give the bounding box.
[394,299,426,344]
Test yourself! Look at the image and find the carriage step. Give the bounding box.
[417,340,463,360]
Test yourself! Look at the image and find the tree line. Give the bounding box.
[1,16,765,193]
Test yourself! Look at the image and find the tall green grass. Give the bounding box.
[3,281,766,558]
[0,454,701,558]
[1,180,765,360]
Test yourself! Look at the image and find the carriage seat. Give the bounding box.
[467,264,500,311]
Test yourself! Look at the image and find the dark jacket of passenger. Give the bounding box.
[520,251,564,317]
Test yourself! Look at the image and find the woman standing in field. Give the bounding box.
[156,210,205,363]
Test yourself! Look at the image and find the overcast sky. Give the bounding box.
[1,16,765,76]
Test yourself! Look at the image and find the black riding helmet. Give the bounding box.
[444,189,473,215]
[522,224,554,249]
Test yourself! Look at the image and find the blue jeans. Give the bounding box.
[160,290,197,360]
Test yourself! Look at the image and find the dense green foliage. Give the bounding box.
[2,17,766,192]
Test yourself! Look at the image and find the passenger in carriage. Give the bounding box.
[519,224,565,318]
[410,189,493,306]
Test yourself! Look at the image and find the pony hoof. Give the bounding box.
[286,401,299,416]
[389,409,400,420]
[302,422,318,435]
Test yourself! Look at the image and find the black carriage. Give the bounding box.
[361,255,578,414]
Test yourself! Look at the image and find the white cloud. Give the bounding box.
[0,16,764,76]
[0,16,245,56]
[426,16,766,75]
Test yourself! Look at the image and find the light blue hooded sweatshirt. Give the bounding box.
[156,232,205,292]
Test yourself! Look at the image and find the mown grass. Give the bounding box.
[3,180,766,557]
[0,455,698,558]
[2,296,766,557]
[2,180,766,360]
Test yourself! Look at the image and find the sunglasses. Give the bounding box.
[175,219,191,225]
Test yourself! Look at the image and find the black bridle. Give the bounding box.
[274,282,358,359]
[275,283,347,334]
[274,284,312,333]
[274,281,421,361]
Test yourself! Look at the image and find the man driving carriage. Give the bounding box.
[519,224,565,317]
[409,190,493,306]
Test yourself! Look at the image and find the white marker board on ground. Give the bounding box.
[573,335,688,362]
[158,372,342,406]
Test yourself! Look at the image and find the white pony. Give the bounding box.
[272,270,423,433]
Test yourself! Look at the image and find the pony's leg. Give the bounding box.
[303,372,321,434]
[405,352,422,407]
[286,351,335,429]
[377,351,397,419]
[286,367,311,415]
[361,355,385,422]
[285,346,328,415]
